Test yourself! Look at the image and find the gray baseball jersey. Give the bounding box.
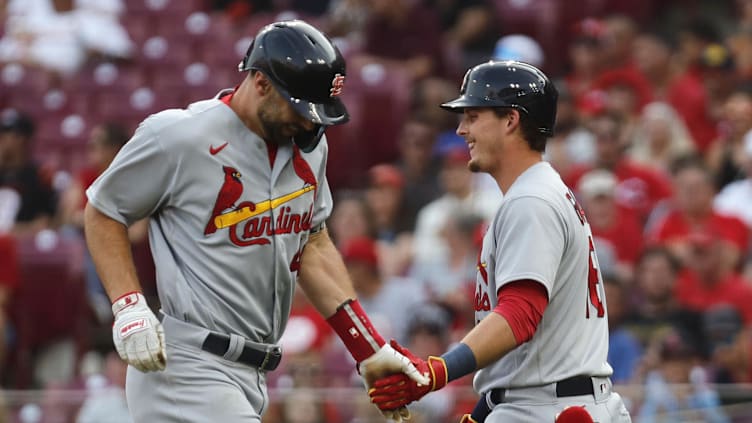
[86,93,332,345]
[473,161,612,394]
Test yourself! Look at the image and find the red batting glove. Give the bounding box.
[368,340,448,410]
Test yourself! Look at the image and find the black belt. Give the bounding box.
[489,376,595,404]
[201,333,282,371]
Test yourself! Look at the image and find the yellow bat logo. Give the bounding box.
[214,185,316,229]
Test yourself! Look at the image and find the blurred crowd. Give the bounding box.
[2,0,752,422]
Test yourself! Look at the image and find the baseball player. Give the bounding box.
[368,61,633,422]
[83,20,426,422]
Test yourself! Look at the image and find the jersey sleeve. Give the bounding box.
[86,121,176,226]
[310,138,333,228]
[493,195,566,295]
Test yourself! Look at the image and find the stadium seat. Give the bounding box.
[6,232,88,388]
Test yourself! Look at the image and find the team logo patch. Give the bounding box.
[203,147,319,247]
[120,318,150,339]
[330,74,345,97]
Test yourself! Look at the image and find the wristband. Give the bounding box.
[441,342,477,383]
[326,299,385,362]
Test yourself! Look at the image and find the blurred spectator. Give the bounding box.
[354,0,444,80]
[577,169,643,282]
[207,1,273,24]
[627,102,696,175]
[698,44,739,129]
[592,69,653,139]
[603,274,642,384]
[340,236,427,345]
[411,146,498,267]
[279,288,333,357]
[364,164,413,277]
[669,19,723,153]
[410,211,482,334]
[601,15,639,71]
[492,34,544,68]
[714,128,752,229]
[544,80,596,177]
[638,326,730,423]
[324,0,370,47]
[399,303,457,423]
[410,77,459,134]
[565,18,608,114]
[0,236,19,372]
[75,351,130,423]
[432,0,498,78]
[625,246,701,351]
[0,109,56,235]
[326,190,376,249]
[0,0,133,76]
[391,117,442,230]
[706,85,752,190]
[632,31,677,101]
[674,230,752,324]
[58,123,129,230]
[648,156,748,272]
[728,0,752,79]
[57,123,146,325]
[566,111,673,224]
[702,305,751,384]
[365,163,407,241]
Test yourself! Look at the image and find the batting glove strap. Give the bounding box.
[427,356,448,391]
[112,291,145,316]
[326,299,385,362]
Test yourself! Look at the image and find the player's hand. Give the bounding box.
[368,340,448,411]
[111,291,166,372]
[358,341,430,422]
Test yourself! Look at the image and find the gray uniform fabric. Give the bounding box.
[86,93,333,421]
[471,162,630,422]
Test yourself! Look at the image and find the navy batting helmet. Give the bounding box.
[239,20,349,151]
[441,60,558,136]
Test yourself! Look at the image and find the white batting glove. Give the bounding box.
[112,292,166,372]
[358,343,431,422]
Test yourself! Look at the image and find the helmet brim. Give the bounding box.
[440,97,473,113]
[288,95,350,126]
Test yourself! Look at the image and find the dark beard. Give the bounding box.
[258,100,300,146]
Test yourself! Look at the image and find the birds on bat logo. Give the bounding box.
[203,146,319,246]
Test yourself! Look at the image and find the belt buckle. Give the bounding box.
[260,346,282,371]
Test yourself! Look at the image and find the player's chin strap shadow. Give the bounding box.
[293,125,326,153]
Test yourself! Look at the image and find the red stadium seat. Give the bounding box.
[6,232,88,388]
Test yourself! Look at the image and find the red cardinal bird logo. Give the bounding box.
[291,146,317,197]
[204,166,247,235]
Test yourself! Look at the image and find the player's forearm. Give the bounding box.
[297,228,356,317]
[461,313,519,369]
[83,203,143,302]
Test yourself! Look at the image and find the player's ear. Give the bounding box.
[506,109,521,130]
[252,71,272,96]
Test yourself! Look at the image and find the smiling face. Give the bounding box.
[456,107,509,174]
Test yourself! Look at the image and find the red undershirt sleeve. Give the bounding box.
[493,279,549,345]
